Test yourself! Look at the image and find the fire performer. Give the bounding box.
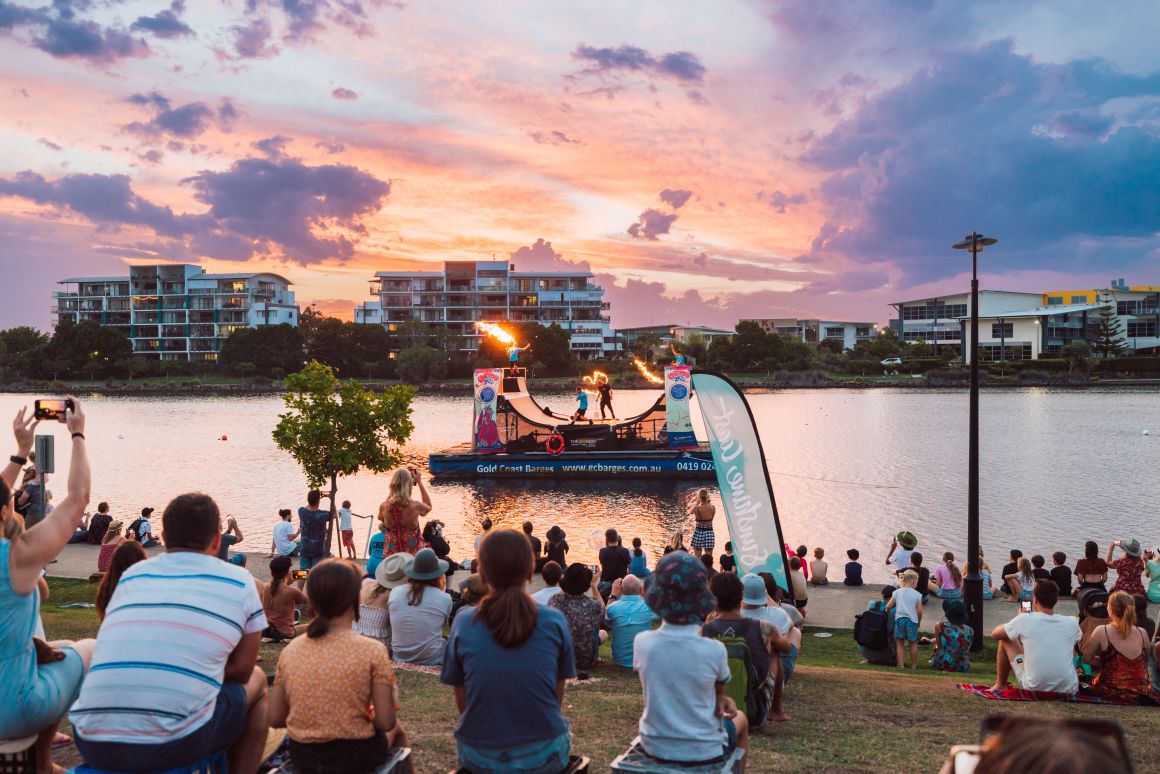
[597,378,615,419]
[506,341,531,370]
[670,343,686,366]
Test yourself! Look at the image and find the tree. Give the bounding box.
[396,346,446,383]
[0,326,48,356]
[632,332,663,360]
[818,338,844,355]
[869,327,902,359]
[304,317,394,378]
[220,324,306,376]
[683,333,709,364]
[1060,341,1092,374]
[476,321,576,375]
[36,320,132,379]
[273,361,415,552]
[1092,302,1126,359]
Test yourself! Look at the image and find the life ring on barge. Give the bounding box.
[545,433,566,455]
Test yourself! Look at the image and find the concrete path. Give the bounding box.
[48,544,1078,632]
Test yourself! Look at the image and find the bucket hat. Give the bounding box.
[741,574,769,606]
[375,552,411,589]
[404,547,448,581]
[644,551,716,624]
[942,599,968,625]
[546,525,566,542]
[896,531,918,550]
[1121,538,1142,558]
[559,563,593,596]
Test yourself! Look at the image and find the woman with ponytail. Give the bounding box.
[260,555,307,641]
[1082,590,1159,701]
[270,559,406,774]
[930,551,963,599]
[440,529,576,774]
[94,541,146,620]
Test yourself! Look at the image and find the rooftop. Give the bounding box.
[953,302,1106,320]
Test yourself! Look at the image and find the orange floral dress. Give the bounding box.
[1090,626,1160,703]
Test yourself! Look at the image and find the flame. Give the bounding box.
[582,370,608,385]
[633,357,664,385]
[475,321,516,345]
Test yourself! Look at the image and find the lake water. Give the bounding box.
[5,387,1158,582]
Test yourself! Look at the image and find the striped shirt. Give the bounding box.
[70,551,267,742]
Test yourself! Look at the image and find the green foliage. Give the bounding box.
[0,326,49,356]
[273,360,415,493]
[631,332,663,360]
[28,320,132,379]
[1059,341,1092,374]
[1093,356,1160,374]
[219,324,305,376]
[476,321,577,375]
[1092,303,1126,358]
[303,316,394,378]
[396,346,448,383]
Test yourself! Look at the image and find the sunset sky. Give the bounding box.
[2,0,1159,331]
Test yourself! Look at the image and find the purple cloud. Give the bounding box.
[528,130,580,146]
[231,16,277,58]
[331,87,358,100]
[253,134,292,158]
[510,238,591,273]
[124,92,238,140]
[0,155,392,265]
[659,188,692,209]
[572,44,706,83]
[627,209,678,240]
[131,1,193,39]
[757,189,807,213]
[37,138,62,151]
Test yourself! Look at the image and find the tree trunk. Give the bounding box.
[325,471,338,555]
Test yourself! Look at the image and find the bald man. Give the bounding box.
[604,574,659,667]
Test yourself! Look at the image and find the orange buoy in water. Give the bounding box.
[220,435,228,441]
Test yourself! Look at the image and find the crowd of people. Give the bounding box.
[4,403,1156,773]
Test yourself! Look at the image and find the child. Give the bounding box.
[1030,554,1050,581]
[886,570,923,668]
[700,553,717,581]
[1004,557,1035,602]
[1049,551,1072,597]
[629,537,651,577]
[339,499,357,560]
[795,545,810,581]
[808,547,829,586]
[719,541,736,573]
[572,385,593,424]
[908,552,930,600]
[928,599,973,672]
[843,549,863,586]
[788,556,808,611]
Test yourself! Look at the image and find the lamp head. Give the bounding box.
[952,233,998,252]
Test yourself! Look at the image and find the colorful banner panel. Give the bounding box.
[664,365,698,449]
[473,368,504,452]
[691,370,789,590]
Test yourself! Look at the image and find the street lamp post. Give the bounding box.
[953,231,997,652]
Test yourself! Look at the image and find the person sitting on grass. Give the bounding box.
[531,560,563,604]
[858,586,898,666]
[929,551,963,599]
[886,569,923,668]
[843,548,863,586]
[808,547,828,585]
[441,529,576,774]
[1073,540,1108,594]
[355,553,409,651]
[1004,557,1035,603]
[704,572,790,725]
[548,562,607,671]
[759,572,804,628]
[389,547,451,666]
[991,579,1081,694]
[1082,590,1160,702]
[72,492,269,774]
[94,541,146,621]
[604,574,658,668]
[261,555,309,642]
[0,401,97,774]
[629,537,651,577]
[739,574,798,681]
[929,599,974,672]
[635,551,750,767]
[270,559,406,774]
[1050,551,1073,598]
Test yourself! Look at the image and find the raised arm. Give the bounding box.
[885,537,897,565]
[9,399,90,595]
[1106,542,1118,564]
[1,408,36,491]
[412,470,432,511]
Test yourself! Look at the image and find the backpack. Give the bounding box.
[128,517,145,538]
[706,620,771,729]
[854,605,890,650]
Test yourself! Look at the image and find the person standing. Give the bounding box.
[298,491,329,571]
[506,341,532,370]
[378,468,431,558]
[690,490,715,558]
[441,529,576,773]
[338,500,359,560]
[270,508,301,558]
[597,379,615,420]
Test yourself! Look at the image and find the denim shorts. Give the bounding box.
[300,554,323,571]
[75,682,247,771]
[894,617,919,642]
[780,644,798,683]
[457,732,571,774]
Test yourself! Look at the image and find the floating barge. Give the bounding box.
[428,366,716,480]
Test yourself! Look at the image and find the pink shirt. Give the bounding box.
[934,565,959,591]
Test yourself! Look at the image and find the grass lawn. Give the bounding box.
[43,579,1160,773]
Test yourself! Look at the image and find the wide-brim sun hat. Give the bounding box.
[644,551,716,625]
[1121,538,1142,558]
[404,547,449,581]
[375,552,411,589]
[106,519,124,534]
[546,525,566,542]
[741,573,768,606]
[559,562,593,596]
[897,531,918,550]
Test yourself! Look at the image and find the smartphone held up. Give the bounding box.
[34,398,75,422]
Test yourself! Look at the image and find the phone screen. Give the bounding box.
[34,399,72,422]
[1021,600,1032,613]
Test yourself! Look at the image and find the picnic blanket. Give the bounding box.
[957,683,1158,706]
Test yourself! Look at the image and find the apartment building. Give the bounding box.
[53,264,297,361]
[744,318,877,351]
[353,260,617,358]
[616,324,735,352]
[890,281,1160,362]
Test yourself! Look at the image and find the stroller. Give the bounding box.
[1076,587,1110,683]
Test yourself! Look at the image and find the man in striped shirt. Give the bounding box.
[70,493,269,774]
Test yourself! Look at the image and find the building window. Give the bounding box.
[1117,301,1141,316]
[1127,321,1157,337]
[978,343,1031,361]
[991,323,1014,339]
[1070,295,1088,304]
[824,327,845,338]
[1047,296,1063,305]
